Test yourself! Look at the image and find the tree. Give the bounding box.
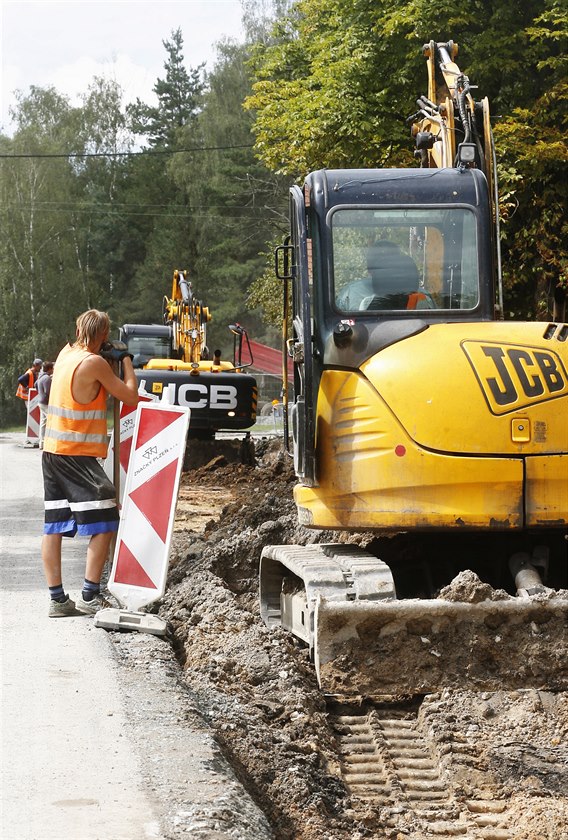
[245,0,568,319]
[169,39,290,352]
[119,29,207,329]
[0,81,138,423]
[129,28,204,148]
[492,2,568,319]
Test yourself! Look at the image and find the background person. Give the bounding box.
[42,309,139,617]
[36,361,54,449]
[16,358,42,401]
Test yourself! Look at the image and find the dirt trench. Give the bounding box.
[158,438,568,840]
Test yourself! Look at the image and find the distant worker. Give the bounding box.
[337,241,434,311]
[16,358,42,401]
[36,361,54,450]
[42,309,139,618]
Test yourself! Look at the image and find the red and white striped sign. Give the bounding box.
[26,387,40,444]
[104,387,156,503]
[107,401,190,612]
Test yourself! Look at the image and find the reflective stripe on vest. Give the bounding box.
[43,344,108,458]
[16,370,34,400]
[48,406,107,421]
[44,425,109,445]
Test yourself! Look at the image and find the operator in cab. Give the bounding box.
[337,240,434,311]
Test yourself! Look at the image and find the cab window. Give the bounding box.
[332,208,479,312]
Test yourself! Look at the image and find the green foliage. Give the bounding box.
[168,39,290,352]
[0,81,138,423]
[245,0,568,319]
[128,28,204,148]
[0,23,290,425]
[247,238,286,327]
[1,2,565,427]
[495,98,568,318]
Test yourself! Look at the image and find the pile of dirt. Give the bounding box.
[162,441,354,839]
[157,438,568,840]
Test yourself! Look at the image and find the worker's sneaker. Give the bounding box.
[49,596,79,618]
[76,593,112,615]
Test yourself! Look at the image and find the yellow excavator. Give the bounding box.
[259,41,568,698]
[120,269,257,437]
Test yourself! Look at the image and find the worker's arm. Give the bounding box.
[96,355,139,406]
[75,354,139,407]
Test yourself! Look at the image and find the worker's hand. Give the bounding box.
[100,340,133,363]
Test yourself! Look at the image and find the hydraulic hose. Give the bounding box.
[456,75,472,144]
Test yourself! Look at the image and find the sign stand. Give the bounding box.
[25,387,40,446]
[95,399,190,636]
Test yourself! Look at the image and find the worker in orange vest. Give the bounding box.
[16,358,43,400]
[42,309,139,617]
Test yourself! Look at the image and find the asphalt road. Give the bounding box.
[0,432,271,840]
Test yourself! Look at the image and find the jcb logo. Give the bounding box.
[462,340,568,414]
[177,383,238,410]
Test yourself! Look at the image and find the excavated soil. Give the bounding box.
[158,438,568,840]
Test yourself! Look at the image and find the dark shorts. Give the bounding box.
[43,452,119,537]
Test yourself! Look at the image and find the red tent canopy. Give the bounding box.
[248,340,293,377]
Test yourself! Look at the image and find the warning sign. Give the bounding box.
[104,388,156,503]
[107,401,190,612]
[26,388,40,444]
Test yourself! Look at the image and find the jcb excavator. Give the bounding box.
[119,269,257,437]
[260,41,568,699]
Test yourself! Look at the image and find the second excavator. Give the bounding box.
[120,268,258,439]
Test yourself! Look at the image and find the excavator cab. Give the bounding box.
[283,166,499,488]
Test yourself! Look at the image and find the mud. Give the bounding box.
[158,438,568,839]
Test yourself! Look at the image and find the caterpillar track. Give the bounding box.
[329,698,556,839]
[259,542,568,836]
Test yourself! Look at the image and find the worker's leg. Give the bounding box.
[77,531,115,611]
[42,533,77,615]
[85,531,115,584]
[42,452,84,614]
[41,533,63,586]
[43,453,118,613]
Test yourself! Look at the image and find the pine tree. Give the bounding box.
[129,28,204,148]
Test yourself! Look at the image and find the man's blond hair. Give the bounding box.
[75,310,110,349]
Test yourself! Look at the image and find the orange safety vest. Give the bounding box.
[406,292,429,310]
[16,369,34,401]
[43,344,108,458]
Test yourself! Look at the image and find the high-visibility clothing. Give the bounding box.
[406,292,429,310]
[16,369,35,401]
[43,344,108,458]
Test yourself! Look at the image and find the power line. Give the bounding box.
[0,143,255,160]
[4,199,273,210]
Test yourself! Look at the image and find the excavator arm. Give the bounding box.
[410,40,502,314]
[163,269,211,364]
